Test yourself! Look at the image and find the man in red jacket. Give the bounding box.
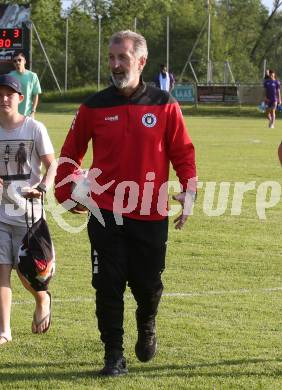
[55,30,196,376]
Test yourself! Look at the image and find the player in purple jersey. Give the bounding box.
[263,69,281,129]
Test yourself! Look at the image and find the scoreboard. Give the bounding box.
[0,4,31,74]
[0,28,23,49]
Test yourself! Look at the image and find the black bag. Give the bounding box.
[18,196,55,291]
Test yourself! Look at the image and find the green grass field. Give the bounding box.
[1,105,282,389]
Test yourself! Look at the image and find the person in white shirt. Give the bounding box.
[0,74,56,345]
[154,64,175,92]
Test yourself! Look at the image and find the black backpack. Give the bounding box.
[18,196,55,292]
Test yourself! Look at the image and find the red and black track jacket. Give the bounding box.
[55,80,196,221]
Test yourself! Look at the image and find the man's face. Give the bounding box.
[161,66,167,74]
[0,86,22,114]
[13,55,26,72]
[109,39,146,90]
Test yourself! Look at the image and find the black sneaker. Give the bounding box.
[99,352,128,376]
[135,328,157,362]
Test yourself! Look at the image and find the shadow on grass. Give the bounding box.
[131,357,282,374]
[0,357,281,383]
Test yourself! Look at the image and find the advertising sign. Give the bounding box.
[172,84,195,103]
[197,85,238,103]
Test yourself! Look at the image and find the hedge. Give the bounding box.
[41,84,105,103]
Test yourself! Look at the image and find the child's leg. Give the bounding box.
[17,272,51,334]
[13,225,52,335]
[0,264,12,343]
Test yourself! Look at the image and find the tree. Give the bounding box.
[4,0,280,89]
[30,0,64,90]
[216,0,267,81]
[66,6,98,87]
[168,0,208,82]
[250,0,282,61]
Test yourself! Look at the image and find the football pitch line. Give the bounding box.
[13,286,282,305]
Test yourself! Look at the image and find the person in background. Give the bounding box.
[263,69,281,129]
[0,74,55,346]
[55,30,196,377]
[264,69,270,80]
[10,52,42,118]
[154,64,175,92]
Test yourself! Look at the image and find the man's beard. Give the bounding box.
[111,71,131,89]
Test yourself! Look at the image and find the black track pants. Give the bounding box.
[87,209,168,353]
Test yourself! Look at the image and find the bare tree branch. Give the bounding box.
[258,30,282,67]
[250,0,282,60]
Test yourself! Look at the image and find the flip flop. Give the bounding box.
[32,291,52,334]
[0,335,12,345]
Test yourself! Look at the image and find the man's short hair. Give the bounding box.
[109,30,148,60]
[13,51,26,60]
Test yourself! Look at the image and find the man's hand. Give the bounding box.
[172,191,196,230]
[70,203,88,214]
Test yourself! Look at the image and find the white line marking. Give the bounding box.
[162,287,282,297]
[12,287,282,305]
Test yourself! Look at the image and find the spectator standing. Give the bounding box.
[10,52,42,118]
[154,64,175,92]
[264,69,270,80]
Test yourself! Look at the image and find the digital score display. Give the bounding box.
[0,28,22,49]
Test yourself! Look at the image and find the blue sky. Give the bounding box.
[61,0,71,9]
[261,0,273,11]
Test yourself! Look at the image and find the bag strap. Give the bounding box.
[25,193,44,228]
[25,199,33,228]
[40,192,44,219]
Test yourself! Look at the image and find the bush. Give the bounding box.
[41,84,105,103]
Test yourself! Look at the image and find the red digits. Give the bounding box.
[5,39,11,48]
[0,39,11,48]
[14,29,20,38]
